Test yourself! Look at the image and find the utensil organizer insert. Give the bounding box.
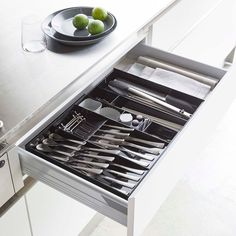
[26,68,204,199]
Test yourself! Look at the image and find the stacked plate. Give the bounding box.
[42,7,117,46]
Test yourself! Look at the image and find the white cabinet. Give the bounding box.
[0,153,15,207]
[25,182,96,236]
[152,0,224,51]
[172,0,236,68]
[0,197,31,236]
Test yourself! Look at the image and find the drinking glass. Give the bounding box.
[21,15,47,53]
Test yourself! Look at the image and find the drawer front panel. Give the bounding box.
[19,148,127,226]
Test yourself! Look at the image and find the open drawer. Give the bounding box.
[17,42,236,236]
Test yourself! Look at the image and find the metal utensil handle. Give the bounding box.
[79,153,115,162]
[92,135,125,143]
[70,165,103,175]
[101,175,136,189]
[98,129,130,137]
[90,141,120,149]
[123,141,161,155]
[61,144,81,151]
[126,137,165,148]
[49,154,70,162]
[72,160,109,168]
[84,147,120,155]
[129,87,191,119]
[121,147,155,161]
[54,149,74,157]
[67,139,86,145]
[106,169,140,181]
[103,124,134,131]
[111,163,145,175]
[118,152,150,167]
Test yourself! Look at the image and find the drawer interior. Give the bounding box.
[23,43,227,204]
[24,54,217,200]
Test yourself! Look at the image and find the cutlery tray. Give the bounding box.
[25,67,204,199]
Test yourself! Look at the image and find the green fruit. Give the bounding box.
[73,14,89,30]
[88,20,105,35]
[92,7,108,21]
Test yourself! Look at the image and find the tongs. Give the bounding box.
[109,80,192,119]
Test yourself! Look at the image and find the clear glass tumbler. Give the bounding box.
[21,15,47,53]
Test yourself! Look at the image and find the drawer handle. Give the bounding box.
[0,160,5,168]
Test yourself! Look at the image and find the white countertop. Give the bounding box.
[0,0,175,145]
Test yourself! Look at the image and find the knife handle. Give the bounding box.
[165,95,197,114]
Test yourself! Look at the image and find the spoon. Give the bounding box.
[43,138,81,151]
[49,133,86,145]
[36,144,74,157]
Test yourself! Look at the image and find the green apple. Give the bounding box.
[88,20,105,35]
[73,14,89,30]
[92,7,108,21]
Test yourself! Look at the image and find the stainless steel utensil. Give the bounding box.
[125,137,165,148]
[118,151,150,167]
[70,160,109,168]
[89,141,120,149]
[122,141,161,155]
[102,124,134,131]
[106,169,140,181]
[110,163,145,175]
[82,147,120,155]
[109,80,191,119]
[49,133,86,145]
[100,175,136,189]
[78,153,115,162]
[69,165,103,174]
[120,147,156,161]
[48,154,70,162]
[36,144,74,157]
[98,129,130,137]
[92,135,125,143]
[42,138,81,151]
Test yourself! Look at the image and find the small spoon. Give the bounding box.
[36,144,74,157]
[43,138,81,151]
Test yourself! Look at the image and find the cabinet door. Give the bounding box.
[0,153,14,207]
[26,182,96,236]
[0,197,32,236]
[172,0,236,68]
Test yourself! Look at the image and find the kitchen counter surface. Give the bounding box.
[0,0,176,149]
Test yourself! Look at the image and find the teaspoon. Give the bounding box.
[43,138,81,151]
[36,144,74,157]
